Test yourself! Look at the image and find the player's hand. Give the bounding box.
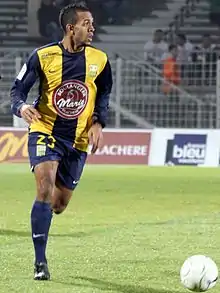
[20,104,41,124]
[88,123,103,154]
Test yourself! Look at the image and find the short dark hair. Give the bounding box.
[155,29,163,34]
[177,33,186,41]
[59,1,90,32]
[169,44,177,52]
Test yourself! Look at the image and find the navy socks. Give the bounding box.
[31,201,52,264]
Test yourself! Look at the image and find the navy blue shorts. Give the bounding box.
[28,131,87,190]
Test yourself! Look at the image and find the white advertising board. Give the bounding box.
[149,129,220,167]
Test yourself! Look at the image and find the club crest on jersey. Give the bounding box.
[52,80,89,119]
[88,64,98,77]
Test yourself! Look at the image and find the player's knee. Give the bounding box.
[36,176,54,201]
[53,204,67,215]
[53,206,66,214]
[52,194,69,214]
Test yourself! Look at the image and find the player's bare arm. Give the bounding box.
[88,122,103,154]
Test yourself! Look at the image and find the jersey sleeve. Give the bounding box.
[93,59,113,128]
[10,50,41,117]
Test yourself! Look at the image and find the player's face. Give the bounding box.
[73,11,95,46]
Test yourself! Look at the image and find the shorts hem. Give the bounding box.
[56,175,78,191]
[30,155,61,172]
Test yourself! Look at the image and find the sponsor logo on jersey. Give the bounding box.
[41,51,61,59]
[52,80,89,119]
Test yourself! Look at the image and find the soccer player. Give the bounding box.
[10,2,112,281]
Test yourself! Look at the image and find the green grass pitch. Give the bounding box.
[0,164,220,293]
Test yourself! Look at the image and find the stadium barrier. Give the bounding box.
[0,127,219,166]
[8,56,220,129]
[0,128,152,165]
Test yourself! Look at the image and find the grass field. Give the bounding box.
[0,164,220,293]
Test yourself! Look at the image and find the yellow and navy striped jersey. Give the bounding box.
[11,42,113,152]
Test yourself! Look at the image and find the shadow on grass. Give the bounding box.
[0,229,102,238]
[0,222,171,238]
[53,276,182,293]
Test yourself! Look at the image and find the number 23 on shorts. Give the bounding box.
[36,134,56,156]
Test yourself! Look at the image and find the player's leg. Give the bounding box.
[28,132,63,280]
[51,180,72,214]
[31,161,59,280]
[51,149,87,214]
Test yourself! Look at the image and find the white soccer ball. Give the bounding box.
[180,255,218,292]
